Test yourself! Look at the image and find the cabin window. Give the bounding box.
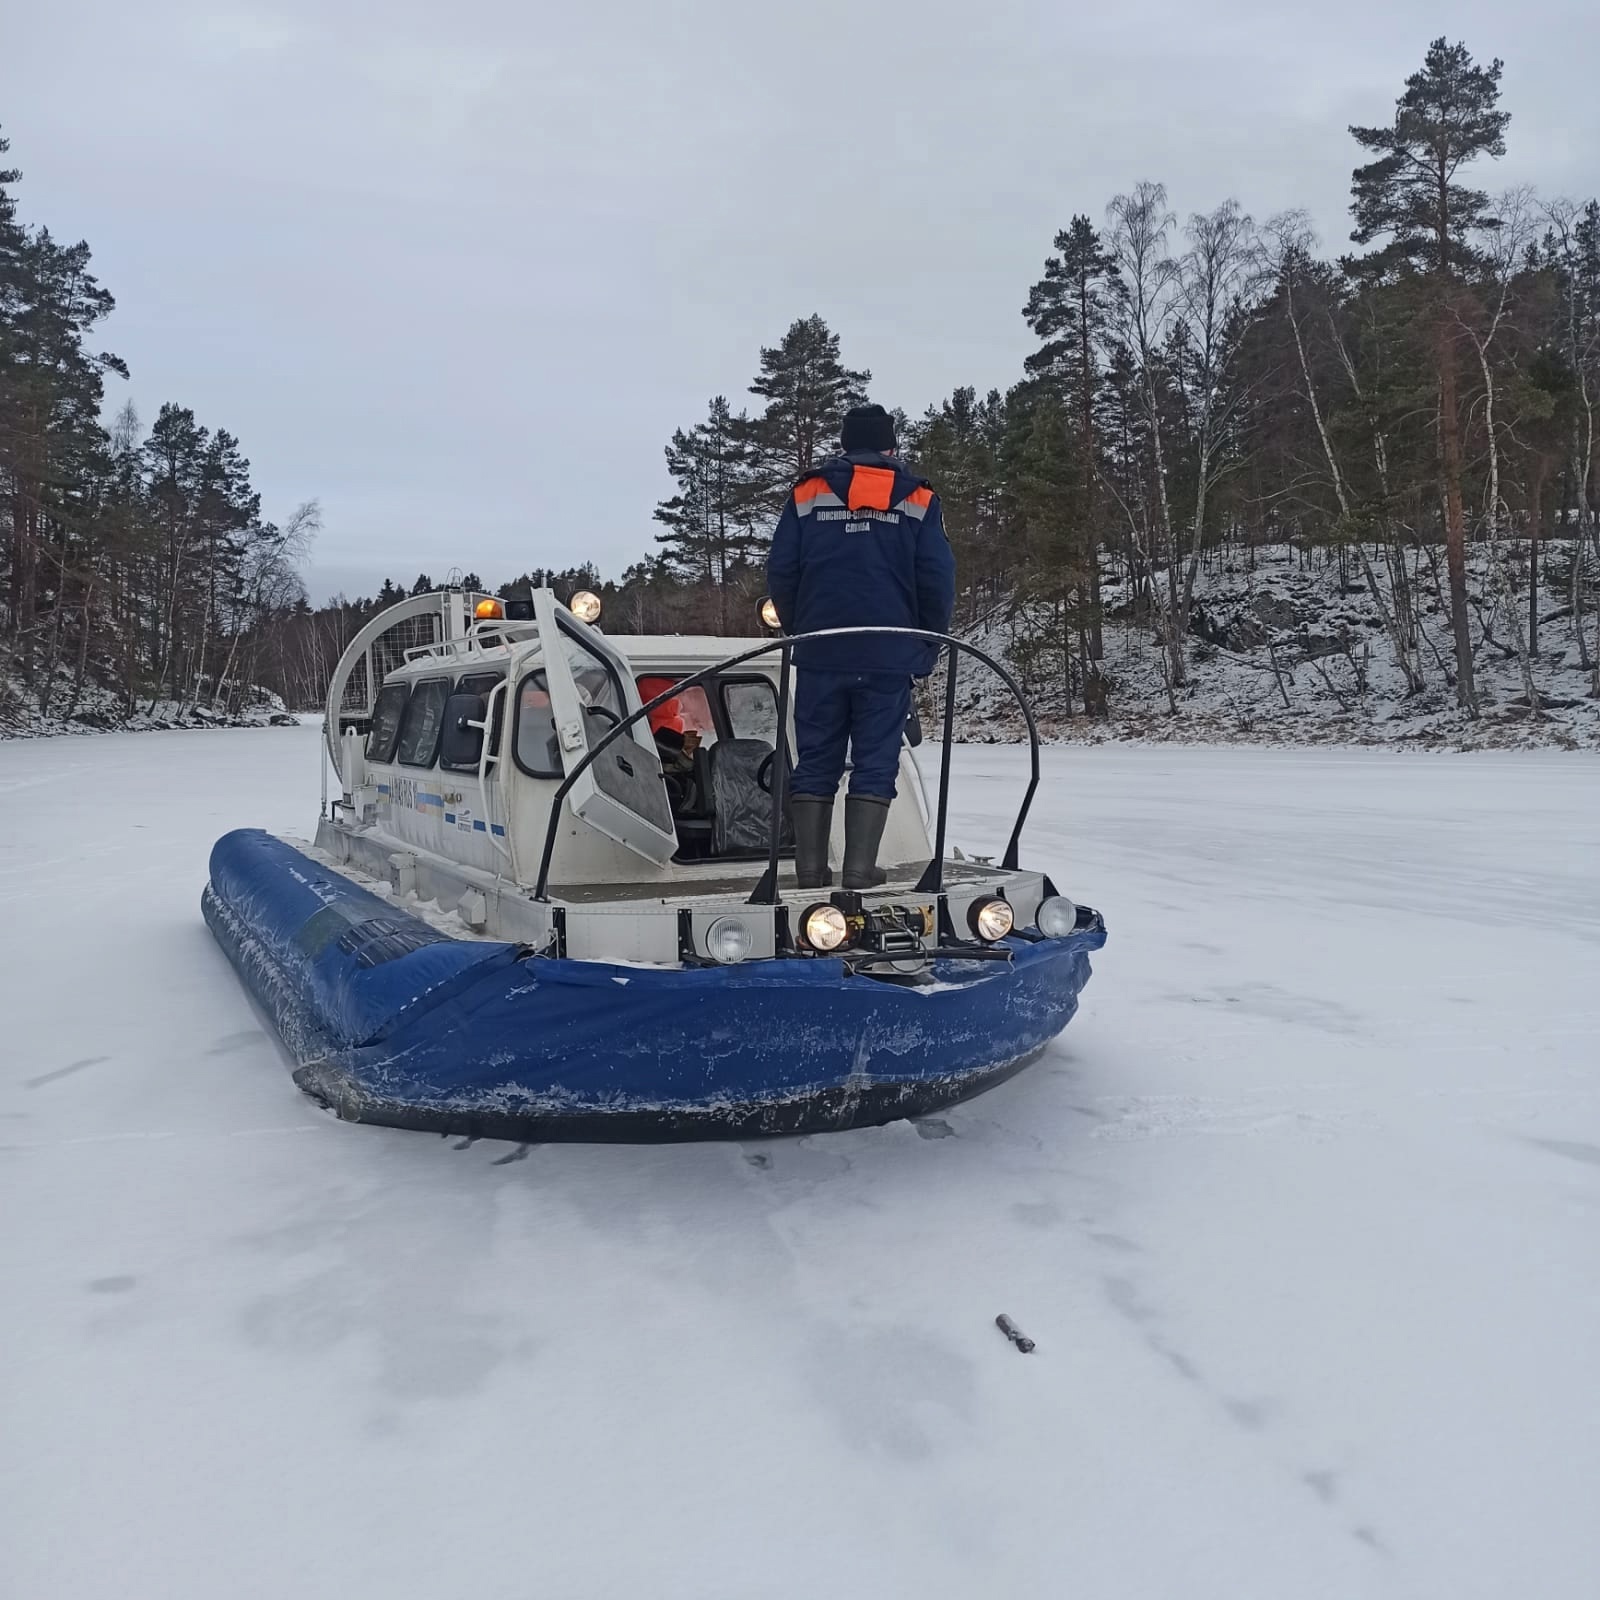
[512,671,561,778]
[636,677,717,744]
[366,682,411,764]
[395,678,451,768]
[721,678,778,743]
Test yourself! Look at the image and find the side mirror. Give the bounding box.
[904,706,923,748]
[440,693,488,768]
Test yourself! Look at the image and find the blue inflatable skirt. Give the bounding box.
[202,829,1106,1141]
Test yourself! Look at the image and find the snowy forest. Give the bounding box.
[3,38,1598,741]
[0,124,322,727]
[640,40,1600,742]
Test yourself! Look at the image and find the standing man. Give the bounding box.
[766,403,956,890]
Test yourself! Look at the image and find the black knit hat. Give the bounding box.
[840,404,897,454]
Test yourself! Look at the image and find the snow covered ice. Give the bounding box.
[3,724,1598,1599]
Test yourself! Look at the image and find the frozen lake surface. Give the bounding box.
[3,726,1597,1599]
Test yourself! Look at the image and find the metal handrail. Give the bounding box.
[531,626,1042,905]
[473,677,513,872]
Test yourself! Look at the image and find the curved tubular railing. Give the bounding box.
[531,627,1043,906]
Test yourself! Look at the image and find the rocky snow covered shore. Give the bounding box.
[1,670,299,740]
[938,545,1600,752]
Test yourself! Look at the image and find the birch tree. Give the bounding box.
[1264,211,1424,691]
[1105,183,1183,693]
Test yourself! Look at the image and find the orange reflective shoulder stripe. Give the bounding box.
[896,484,932,519]
[847,465,896,512]
[794,476,830,505]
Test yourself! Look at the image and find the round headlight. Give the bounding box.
[1035,894,1078,938]
[705,915,752,964]
[968,896,1014,942]
[799,902,850,952]
[759,597,781,631]
[569,590,602,624]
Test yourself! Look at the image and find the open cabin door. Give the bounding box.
[532,589,678,867]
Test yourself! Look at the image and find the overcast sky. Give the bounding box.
[4,0,1595,602]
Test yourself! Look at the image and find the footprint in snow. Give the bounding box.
[1302,1468,1340,1504]
[24,1056,111,1089]
[204,1031,264,1057]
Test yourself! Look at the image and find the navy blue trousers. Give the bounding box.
[791,670,910,799]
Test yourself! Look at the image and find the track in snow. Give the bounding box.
[2,726,1598,1599]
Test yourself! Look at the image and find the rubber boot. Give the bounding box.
[842,794,892,890]
[791,795,834,889]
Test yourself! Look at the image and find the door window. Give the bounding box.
[513,671,560,778]
[458,672,506,758]
[525,588,677,865]
[721,678,778,743]
[556,627,672,831]
[554,628,625,731]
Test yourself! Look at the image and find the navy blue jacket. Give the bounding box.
[765,450,956,676]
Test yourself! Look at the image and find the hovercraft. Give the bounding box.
[203,584,1106,1140]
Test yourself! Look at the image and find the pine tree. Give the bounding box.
[0,128,23,377]
[653,395,762,626]
[1024,215,1121,683]
[190,427,260,707]
[1346,38,1511,712]
[1004,384,1094,706]
[907,387,1008,621]
[98,400,148,713]
[747,315,869,505]
[1,208,125,701]
[142,404,210,709]
[0,126,23,345]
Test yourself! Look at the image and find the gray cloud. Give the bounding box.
[5,0,1593,601]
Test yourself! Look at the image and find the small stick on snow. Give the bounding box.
[995,1314,1035,1353]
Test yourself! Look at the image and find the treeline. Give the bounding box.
[7,39,1599,728]
[255,566,610,711]
[0,124,319,722]
[648,39,1600,717]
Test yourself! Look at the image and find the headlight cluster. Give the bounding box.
[799,902,850,952]
[704,915,752,964]
[967,896,1014,942]
[797,899,933,954]
[703,891,1074,964]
